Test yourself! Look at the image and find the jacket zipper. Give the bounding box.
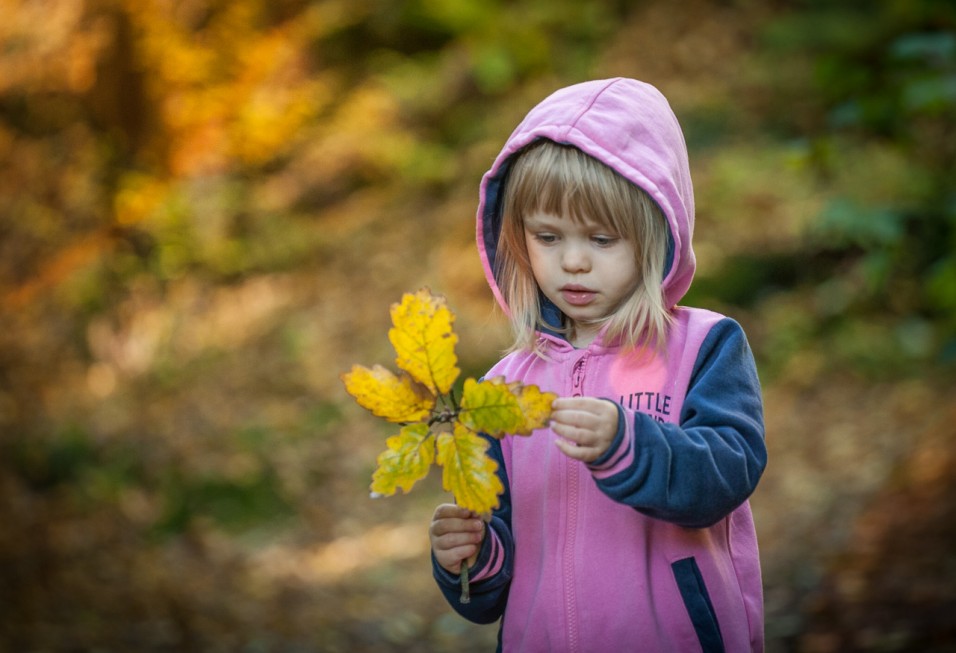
[571,357,586,396]
[565,355,587,651]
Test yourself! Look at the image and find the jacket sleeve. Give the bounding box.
[588,318,767,528]
[432,435,514,623]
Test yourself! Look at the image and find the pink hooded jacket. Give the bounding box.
[433,78,766,653]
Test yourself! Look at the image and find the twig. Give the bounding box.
[459,563,471,604]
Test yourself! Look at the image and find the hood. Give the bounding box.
[476,77,696,318]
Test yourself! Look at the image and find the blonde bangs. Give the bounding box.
[495,140,673,354]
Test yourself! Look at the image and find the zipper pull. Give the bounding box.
[571,357,586,396]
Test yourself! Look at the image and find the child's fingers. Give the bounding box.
[551,410,611,447]
[430,504,485,545]
[432,503,475,520]
[550,418,590,445]
[432,526,484,552]
[430,515,485,539]
[434,544,479,573]
[553,435,601,462]
[551,410,597,434]
[551,398,618,463]
[429,506,486,573]
[552,398,618,434]
[552,396,608,412]
[552,397,615,421]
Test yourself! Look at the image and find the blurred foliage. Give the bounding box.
[1,0,954,651]
[750,0,956,373]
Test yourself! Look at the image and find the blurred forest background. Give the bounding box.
[1,0,955,651]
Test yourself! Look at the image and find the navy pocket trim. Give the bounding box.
[671,557,725,653]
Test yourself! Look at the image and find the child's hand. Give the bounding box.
[550,397,619,463]
[429,504,486,574]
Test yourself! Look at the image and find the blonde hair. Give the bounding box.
[495,140,672,353]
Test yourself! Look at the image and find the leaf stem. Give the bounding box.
[428,407,458,427]
[459,563,471,604]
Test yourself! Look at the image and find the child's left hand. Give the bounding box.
[550,397,619,463]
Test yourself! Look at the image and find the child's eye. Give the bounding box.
[592,235,617,246]
[533,233,558,244]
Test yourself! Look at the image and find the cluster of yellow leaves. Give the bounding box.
[342,289,556,514]
[122,0,328,175]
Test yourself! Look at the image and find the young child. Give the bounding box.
[429,78,767,652]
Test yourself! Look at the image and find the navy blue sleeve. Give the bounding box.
[590,318,767,528]
[432,435,514,623]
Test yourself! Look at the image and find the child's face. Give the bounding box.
[523,210,640,347]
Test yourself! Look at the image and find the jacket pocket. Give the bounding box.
[671,557,725,653]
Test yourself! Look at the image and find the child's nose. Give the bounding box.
[561,244,591,272]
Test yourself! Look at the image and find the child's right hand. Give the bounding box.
[429,503,486,574]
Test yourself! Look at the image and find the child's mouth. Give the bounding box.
[560,287,596,306]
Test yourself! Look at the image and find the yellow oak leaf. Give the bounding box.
[370,423,436,497]
[457,377,525,437]
[436,424,503,515]
[341,364,434,423]
[388,289,460,396]
[510,382,558,435]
